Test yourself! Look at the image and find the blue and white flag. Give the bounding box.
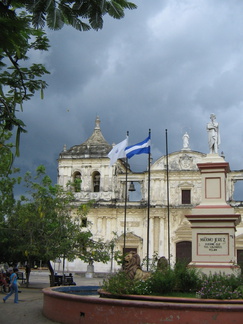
[108,137,128,166]
[125,135,151,159]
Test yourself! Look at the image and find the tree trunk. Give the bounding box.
[25,264,31,288]
[47,260,55,287]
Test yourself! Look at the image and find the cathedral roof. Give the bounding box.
[60,116,112,158]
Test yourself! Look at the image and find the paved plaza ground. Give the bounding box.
[0,270,104,324]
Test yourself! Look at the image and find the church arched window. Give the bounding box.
[73,171,81,192]
[92,171,100,192]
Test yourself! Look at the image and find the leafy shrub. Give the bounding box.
[131,279,153,295]
[174,262,202,292]
[102,268,176,296]
[148,269,176,294]
[196,273,243,299]
[102,263,202,296]
[102,271,135,295]
[102,265,243,300]
[102,271,153,295]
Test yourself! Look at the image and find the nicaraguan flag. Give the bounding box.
[125,135,151,159]
[108,137,128,166]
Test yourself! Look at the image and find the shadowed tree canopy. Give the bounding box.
[1,165,111,285]
[0,0,137,154]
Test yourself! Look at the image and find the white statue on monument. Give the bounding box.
[182,132,190,150]
[207,113,220,154]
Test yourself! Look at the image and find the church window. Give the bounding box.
[232,180,243,202]
[92,171,100,192]
[73,172,81,192]
[182,189,191,204]
[128,181,142,201]
[81,217,87,227]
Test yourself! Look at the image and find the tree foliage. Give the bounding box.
[0,164,113,284]
[0,0,137,153]
[76,231,111,265]
[0,132,21,262]
[0,133,20,217]
[25,0,137,31]
[0,6,50,155]
[2,166,79,266]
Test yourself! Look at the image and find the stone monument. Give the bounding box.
[186,115,241,275]
[206,113,220,154]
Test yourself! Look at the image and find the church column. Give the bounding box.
[103,217,107,237]
[97,217,103,234]
[149,216,154,259]
[159,215,166,257]
[106,216,111,240]
[142,214,147,257]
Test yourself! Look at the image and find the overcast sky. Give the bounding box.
[15,0,243,189]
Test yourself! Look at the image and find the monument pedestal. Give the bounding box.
[85,264,94,278]
[186,154,241,275]
[186,214,240,275]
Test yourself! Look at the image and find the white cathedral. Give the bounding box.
[57,116,243,274]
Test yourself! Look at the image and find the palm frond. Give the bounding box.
[89,12,103,30]
[106,1,125,19]
[58,2,90,31]
[72,19,91,31]
[47,7,65,30]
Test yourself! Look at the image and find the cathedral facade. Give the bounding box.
[57,117,243,273]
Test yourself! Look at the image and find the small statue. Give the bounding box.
[157,256,168,272]
[207,113,220,154]
[124,251,150,280]
[182,132,190,150]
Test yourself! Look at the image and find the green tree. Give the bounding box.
[2,165,112,285]
[0,9,50,154]
[76,231,110,266]
[5,166,79,282]
[0,132,21,262]
[0,132,19,216]
[0,0,137,151]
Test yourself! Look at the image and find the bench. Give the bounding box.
[52,274,76,286]
[63,275,76,286]
[17,272,26,284]
[54,275,63,286]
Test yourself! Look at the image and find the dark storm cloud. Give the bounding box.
[15,0,243,189]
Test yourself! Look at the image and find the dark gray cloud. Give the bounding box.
[15,0,243,188]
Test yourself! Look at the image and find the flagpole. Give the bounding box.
[123,131,129,261]
[165,129,170,266]
[147,129,151,271]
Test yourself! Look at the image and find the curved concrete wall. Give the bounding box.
[43,287,243,324]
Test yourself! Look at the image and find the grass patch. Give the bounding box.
[160,292,197,298]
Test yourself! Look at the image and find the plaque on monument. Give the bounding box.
[198,234,229,256]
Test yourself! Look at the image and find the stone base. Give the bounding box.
[85,264,94,278]
[188,262,241,276]
[203,154,226,163]
[85,272,94,278]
